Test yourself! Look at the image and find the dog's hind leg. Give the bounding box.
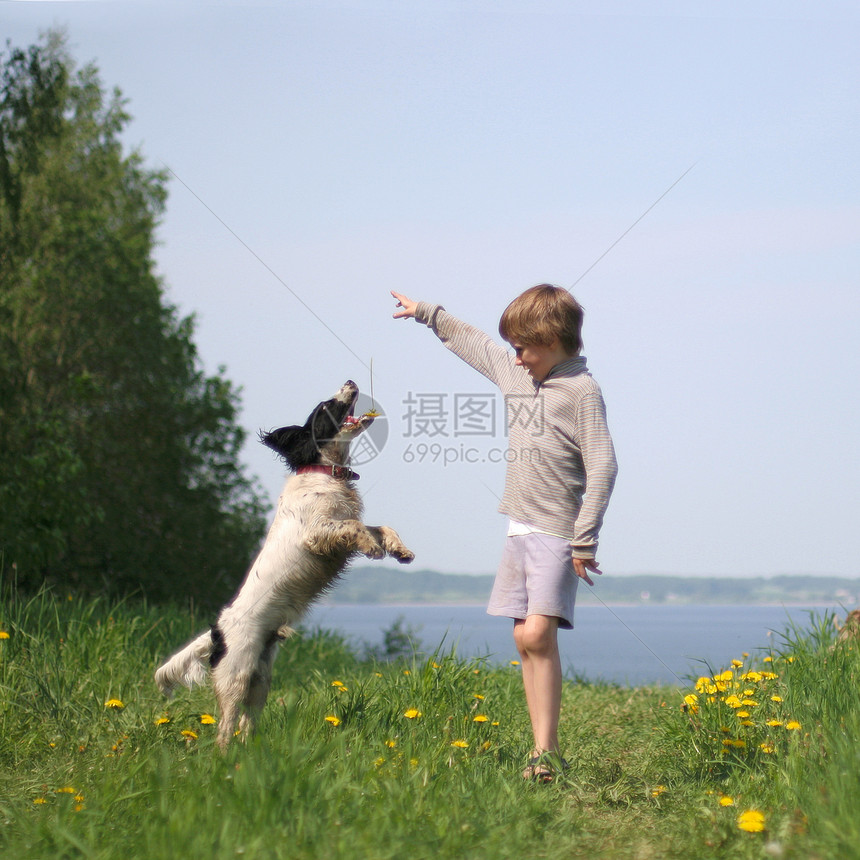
[213,667,248,751]
[211,641,257,750]
[237,640,278,741]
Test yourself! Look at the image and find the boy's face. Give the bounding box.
[509,338,571,382]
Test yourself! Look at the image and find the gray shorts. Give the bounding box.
[487,533,579,630]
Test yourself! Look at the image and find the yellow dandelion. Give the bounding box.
[737,809,766,832]
[404,708,422,719]
[331,679,345,687]
[104,699,124,709]
[764,655,773,662]
[491,721,500,726]
[682,693,699,713]
[473,694,485,700]
[472,714,489,723]
[56,787,77,794]
[770,695,783,703]
[154,716,170,726]
[200,714,217,725]
[510,660,520,666]
[766,720,783,727]
[651,785,667,797]
[741,699,759,707]
[740,720,755,727]
[761,671,778,680]
[731,659,744,668]
[785,656,795,663]
[785,720,801,731]
[736,711,751,719]
[374,757,385,767]
[720,796,735,806]
[451,740,469,748]
[760,742,775,753]
[324,715,341,727]
[724,695,743,708]
[385,739,397,748]
[403,670,411,676]
[431,662,440,669]
[181,729,198,739]
[0,631,9,639]
[33,797,47,805]
[481,740,492,751]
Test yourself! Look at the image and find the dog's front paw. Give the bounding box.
[375,526,414,564]
[391,547,415,564]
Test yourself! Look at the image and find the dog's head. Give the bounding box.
[260,380,375,471]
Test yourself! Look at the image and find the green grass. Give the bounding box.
[1,584,859,859]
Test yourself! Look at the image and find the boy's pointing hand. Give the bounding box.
[391,291,418,319]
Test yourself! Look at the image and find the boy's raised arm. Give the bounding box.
[390,291,513,387]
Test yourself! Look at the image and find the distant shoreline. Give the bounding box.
[320,600,850,609]
[328,568,860,610]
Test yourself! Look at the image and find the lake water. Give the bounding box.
[304,602,846,686]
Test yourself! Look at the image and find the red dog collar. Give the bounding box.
[296,464,359,481]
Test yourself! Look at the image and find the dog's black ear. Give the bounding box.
[260,425,319,469]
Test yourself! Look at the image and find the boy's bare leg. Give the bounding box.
[513,615,562,766]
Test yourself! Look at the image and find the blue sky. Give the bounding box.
[4,0,859,577]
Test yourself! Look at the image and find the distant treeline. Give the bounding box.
[330,567,860,607]
[0,34,268,608]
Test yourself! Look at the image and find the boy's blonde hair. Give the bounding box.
[498,284,584,355]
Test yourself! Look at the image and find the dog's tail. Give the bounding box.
[154,630,215,697]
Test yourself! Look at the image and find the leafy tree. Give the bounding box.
[0,31,268,606]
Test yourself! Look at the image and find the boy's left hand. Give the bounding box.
[573,557,602,587]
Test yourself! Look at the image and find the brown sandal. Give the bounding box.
[523,754,568,783]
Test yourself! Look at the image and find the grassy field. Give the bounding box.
[1,583,859,859]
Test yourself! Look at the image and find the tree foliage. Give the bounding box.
[0,32,268,606]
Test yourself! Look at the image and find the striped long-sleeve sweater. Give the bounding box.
[414,302,618,560]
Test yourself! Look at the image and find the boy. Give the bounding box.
[391,285,617,782]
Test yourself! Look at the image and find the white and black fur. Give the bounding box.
[154,380,414,749]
